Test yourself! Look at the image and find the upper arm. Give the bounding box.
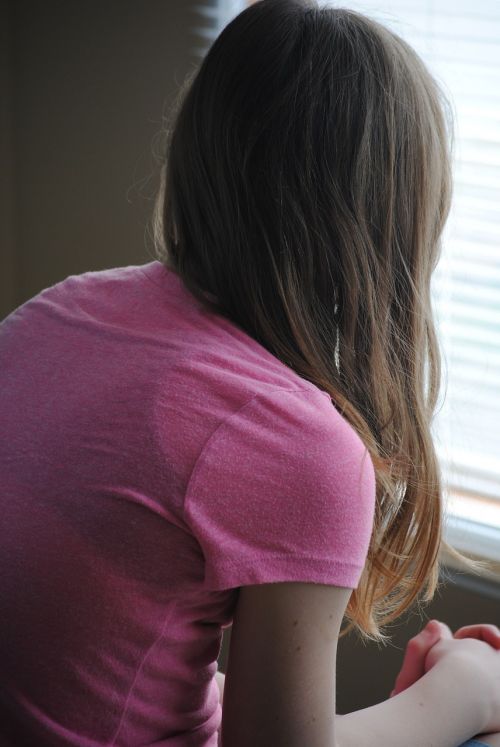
[220,580,353,747]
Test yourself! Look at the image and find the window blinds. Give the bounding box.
[328,1,500,503]
[193,1,500,503]
[192,1,246,58]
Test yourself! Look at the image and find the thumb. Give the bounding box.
[391,620,447,696]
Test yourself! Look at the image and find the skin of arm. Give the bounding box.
[215,669,225,707]
[216,655,489,747]
[215,622,500,746]
[390,620,500,697]
[388,619,500,746]
[216,670,225,747]
[336,652,490,747]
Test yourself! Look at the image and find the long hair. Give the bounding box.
[148,0,491,643]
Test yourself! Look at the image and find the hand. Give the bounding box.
[421,633,500,734]
[389,619,452,698]
[390,621,500,698]
[453,623,500,650]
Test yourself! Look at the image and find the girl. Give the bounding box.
[1,1,499,745]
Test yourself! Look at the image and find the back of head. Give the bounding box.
[151,0,488,642]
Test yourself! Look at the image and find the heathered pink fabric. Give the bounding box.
[0,260,376,746]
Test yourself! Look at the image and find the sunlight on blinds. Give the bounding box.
[194,0,500,504]
[324,0,500,502]
[192,1,246,58]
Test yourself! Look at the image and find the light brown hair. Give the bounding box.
[148,0,492,643]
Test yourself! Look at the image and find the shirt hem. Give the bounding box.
[203,552,363,592]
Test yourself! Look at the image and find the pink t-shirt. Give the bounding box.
[0,260,376,746]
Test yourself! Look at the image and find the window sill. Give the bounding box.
[442,489,500,584]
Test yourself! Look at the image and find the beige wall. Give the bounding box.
[0,0,16,318]
[1,0,200,318]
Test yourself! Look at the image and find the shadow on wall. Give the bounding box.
[1,0,201,320]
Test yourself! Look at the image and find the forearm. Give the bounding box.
[336,656,489,747]
[215,670,225,707]
[216,671,225,747]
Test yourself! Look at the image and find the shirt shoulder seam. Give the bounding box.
[182,385,328,525]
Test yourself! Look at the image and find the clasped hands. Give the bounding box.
[390,620,500,697]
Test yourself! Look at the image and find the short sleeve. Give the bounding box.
[183,387,376,592]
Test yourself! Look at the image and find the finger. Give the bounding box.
[435,620,453,639]
[391,620,449,697]
[393,620,443,694]
[453,624,500,649]
[454,624,500,638]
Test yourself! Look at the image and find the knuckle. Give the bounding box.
[407,638,421,650]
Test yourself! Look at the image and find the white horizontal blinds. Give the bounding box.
[325,1,500,502]
[192,1,246,58]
